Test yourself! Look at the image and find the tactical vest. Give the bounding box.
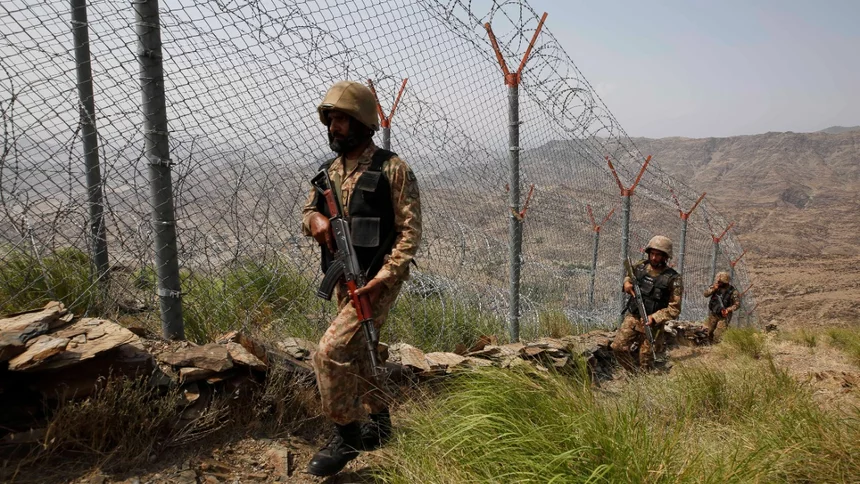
[709,285,736,316]
[627,262,678,317]
[316,149,397,280]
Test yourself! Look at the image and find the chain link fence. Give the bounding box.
[0,0,756,350]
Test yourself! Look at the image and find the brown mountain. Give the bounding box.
[818,126,860,134]
[634,130,860,328]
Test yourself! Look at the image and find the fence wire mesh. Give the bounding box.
[0,0,756,349]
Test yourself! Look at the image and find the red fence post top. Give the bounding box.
[586,204,614,232]
[714,221,735,243]
[630,155,651,192]
[672,190,705,220]
[367,78,408,129]
[688,192,706,217]
[366,78,388,128]
[605,156,626,195]
[606,155,650,197]
[485,12,548,87]
[484,23,511,80]
[515,12,548,75]
[388,78,408,123]
[587,204,597,230]
[730,249,747,267]
[602,206,617,226]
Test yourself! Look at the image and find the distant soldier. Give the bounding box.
[611,236,683,371]
[703,271,740,343]
[302,81,422,477]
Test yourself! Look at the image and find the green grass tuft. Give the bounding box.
[827,328,860,366]
[180,259,330,344]
[378,360,860,483]
[383,291,506,352]
[721,327,768,359]
[0,247,105,315]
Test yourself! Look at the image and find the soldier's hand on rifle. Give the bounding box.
[354,277,385,305]
[722,308,731,317]
[646,315,656,326]
[308,212,335,252]
[623,280,635,296]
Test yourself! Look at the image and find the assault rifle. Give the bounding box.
[712,285,729,318]
[623,256,657,361]
[715,290,727,317]
[311,169,383,377]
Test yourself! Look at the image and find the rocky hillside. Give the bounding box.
[632,130,860,257]
[633,130,860,328]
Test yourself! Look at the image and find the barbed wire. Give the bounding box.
[0,0,756,348]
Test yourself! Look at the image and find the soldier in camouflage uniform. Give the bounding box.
[610,236,683,372]
[703,271,740,343]
[302,81,422,477]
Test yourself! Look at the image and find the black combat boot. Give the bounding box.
[306,422,361,477]
[360,409,392,451]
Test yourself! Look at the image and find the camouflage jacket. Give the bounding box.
[703,284,740,315]
[302,143,422,288]
[624,260,683,324]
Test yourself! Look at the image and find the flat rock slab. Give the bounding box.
[179,367,217,383]
[7,335,70,370]
[389,343,430,373]
[160,344,233,372]
[424,352,467,371]
[226,342,266,371]
[462,357,495,368]
[0,302,70,362]
[530,338,570,351]
[12,318,138,371]
[277,337,316,360]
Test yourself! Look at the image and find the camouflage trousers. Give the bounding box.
[312,280,402,425]
[610,313,665,371]
[704,313,732,343]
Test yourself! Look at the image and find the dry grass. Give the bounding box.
[0,361,321,482]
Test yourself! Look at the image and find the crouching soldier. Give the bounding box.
[703,272,740,343]
[611,236,683,372]
[301,81,422,477]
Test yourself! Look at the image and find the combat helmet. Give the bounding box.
[317,81,379,131]
[715,271,731,284]
[644,235,673,259]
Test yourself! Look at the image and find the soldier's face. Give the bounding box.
[648,250,668,267]
[327,111,368,154]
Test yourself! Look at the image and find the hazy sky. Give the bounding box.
[527,0,860,138]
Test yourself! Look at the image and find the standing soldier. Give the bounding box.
[302,80,422,477]
[611,235,683,372]
[703,272,740,343]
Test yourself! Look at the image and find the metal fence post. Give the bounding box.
[382,125,391,151]
[677,217,688,274]
[606,155,650,322]
[71,0,110,287]
[620,195,631,279]
[707,221,734,286]
[486,13,547,342]
[671,191,705,276]
[368,78,407,151]
[135,0,184,340]
[589,230,599,307]
[586,204,616,308]
[710,240,719,284]
[507,82,522,341]
[729,249,746,282]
